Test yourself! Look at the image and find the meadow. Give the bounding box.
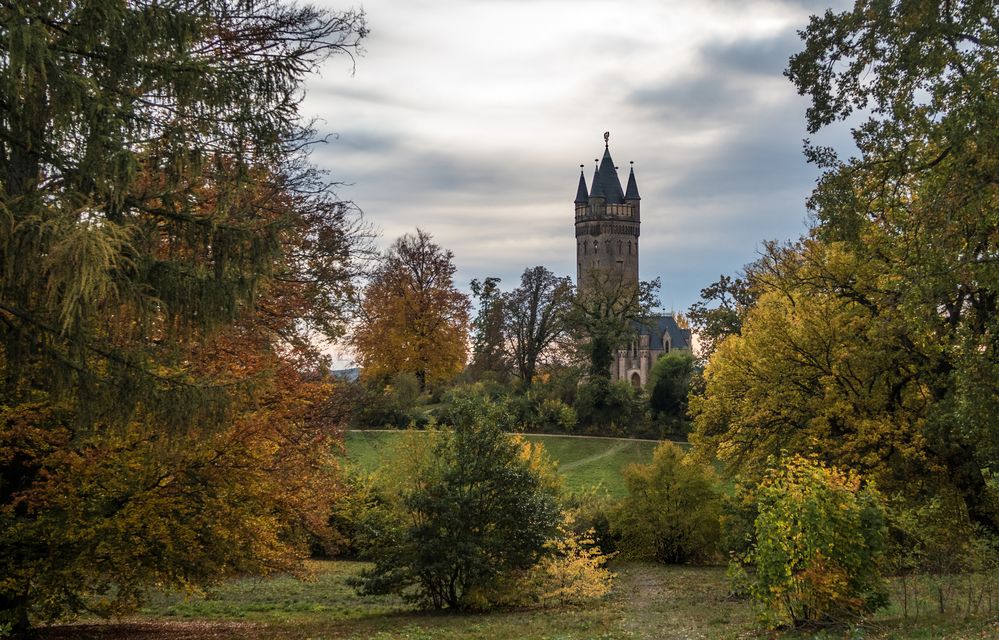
[42,560,999,639]
[344,430,670,497]
[33,430,999,639]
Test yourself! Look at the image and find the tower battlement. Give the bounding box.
[573,134,641,288]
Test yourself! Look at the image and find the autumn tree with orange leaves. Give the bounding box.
[352,230,470,391]
[0,0,369,632]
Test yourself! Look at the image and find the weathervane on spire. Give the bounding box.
[603,131,610,147]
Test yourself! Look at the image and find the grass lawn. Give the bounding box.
[344,429,668,498]
[41,560,999,639]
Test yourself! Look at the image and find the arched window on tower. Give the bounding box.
[618,240,623,254]
[628,241,632,255]
[594,240,599,253]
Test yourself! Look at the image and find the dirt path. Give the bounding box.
[558,439,632,471]
[610,563,755,640]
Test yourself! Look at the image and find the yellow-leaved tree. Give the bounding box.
[691,240,934,495]
[352,229,470,390]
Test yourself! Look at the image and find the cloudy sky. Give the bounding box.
[302,0,852,315]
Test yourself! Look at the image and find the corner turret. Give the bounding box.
[574,166,589,204]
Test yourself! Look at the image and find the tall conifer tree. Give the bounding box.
[0,0,367,631]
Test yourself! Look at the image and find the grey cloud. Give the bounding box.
[701,31,806,77]
[320,129,402,154]
[665,101,815,198]
[629,76,740,125]
[705,0,850,10]
[302,0,859,314]
[308,82,398,107]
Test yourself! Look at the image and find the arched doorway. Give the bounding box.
[630,372,641,388]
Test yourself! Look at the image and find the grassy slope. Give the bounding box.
[344,430,669,497]
[46,560,999,640]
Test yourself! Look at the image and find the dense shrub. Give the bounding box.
[745,455,888,628]
[565,487,620,555]
[437,382,577,435]
[350,373,426,428]
[648,352,696,437]
[574,376,650,437]
[612,441,722,563]
[466,513,614,608]
[885,493,999,618]
[351,398,565,609]
[507,391,577,434]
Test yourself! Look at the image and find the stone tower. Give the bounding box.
[574,132,641,289]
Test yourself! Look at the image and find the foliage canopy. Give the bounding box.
[0,0,367,631]
[693,0,999,528]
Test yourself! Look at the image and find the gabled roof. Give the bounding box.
[575,170,589,204]
[625,166,640,200]
[634,315,692,351]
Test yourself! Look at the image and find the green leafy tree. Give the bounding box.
[503,266,574,386]
[353,398,562,609]
[467,276,510,381]
[0,0,366,632]
[572,269,660,377]
[694,0,999,529]
[573,377,649,437]
[648,352,696,425]
[746,456,888,628]
[686,274,756,360]
[784,0,999,526]
[612,442,722,564]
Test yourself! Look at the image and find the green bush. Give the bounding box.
[574,376,650,437]
[612,441,722,563]
[351,397,562,609]
[509,391,577,434]
[884,492,999,618]
[747,455,888,628]
[437,383,577,435]
[564,487,620,555]
[648,352,695,428]
[350,373,426,428]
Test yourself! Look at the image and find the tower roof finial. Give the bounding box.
[603,131,610,148]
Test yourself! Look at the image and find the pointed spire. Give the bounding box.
[589,159,604,198]
[625,161,641,200]
[594,145,625,204]
[575,165,589,204]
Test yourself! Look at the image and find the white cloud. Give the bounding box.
[304,0,853,320]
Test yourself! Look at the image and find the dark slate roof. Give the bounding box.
[625,166,640,200]
[575,170,589,204]
[634,315,692,351]
[592,147,625,203]
[589,164,604,198]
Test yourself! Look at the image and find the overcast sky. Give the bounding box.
[302,0,853,316]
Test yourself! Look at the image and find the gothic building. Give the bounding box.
[574,133,692,387]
